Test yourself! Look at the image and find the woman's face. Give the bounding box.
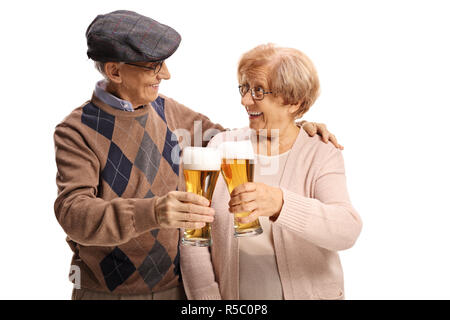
[240,79,294,135]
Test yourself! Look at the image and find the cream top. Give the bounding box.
[238,150,290,300]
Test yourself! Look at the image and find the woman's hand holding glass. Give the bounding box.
[228,182,283,224]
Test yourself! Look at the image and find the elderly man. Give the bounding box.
[54,10,341,300]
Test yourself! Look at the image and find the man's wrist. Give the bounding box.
[134,197,160,233]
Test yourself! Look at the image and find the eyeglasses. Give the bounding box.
[238,84,272,101]
[125,61,164,74]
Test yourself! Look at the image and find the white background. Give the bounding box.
[0,0,449,299]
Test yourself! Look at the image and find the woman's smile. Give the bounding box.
[245,107,263,120]
[248,111,263,120]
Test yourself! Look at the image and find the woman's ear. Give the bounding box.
[104,62,123,84]
[289,101,304,118]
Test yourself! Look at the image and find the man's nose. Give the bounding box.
[157,62,170,80]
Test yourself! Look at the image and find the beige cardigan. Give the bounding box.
[180,127,362,300]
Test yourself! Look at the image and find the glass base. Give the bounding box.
[234,226,263,237]
[181,237,212,247]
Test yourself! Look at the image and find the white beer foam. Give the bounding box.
[218,140,255,160]
[182,147,221,171]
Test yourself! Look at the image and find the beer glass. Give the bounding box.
[219,141,263,237]
[181,147,221,247]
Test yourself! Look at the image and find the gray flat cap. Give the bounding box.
[86,10,181,62]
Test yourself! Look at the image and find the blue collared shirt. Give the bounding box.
[94,80,135,112]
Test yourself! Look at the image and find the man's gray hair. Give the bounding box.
[94,61,108,80]
[94,61,125,81]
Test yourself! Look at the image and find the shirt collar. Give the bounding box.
[94,80,135,112]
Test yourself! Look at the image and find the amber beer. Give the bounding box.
[219,141,263,237]
[181,147,221,247]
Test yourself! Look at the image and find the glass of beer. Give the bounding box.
[181,147,221,247]
[219,140,263,237]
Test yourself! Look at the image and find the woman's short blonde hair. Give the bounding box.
[237,43,320,118]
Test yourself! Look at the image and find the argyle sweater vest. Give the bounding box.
[54,93,223,294]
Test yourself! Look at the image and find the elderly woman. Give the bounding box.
[180,43,362,300]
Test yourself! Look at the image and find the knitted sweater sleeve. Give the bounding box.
[162,95,225,147]
[179,133,225,300]
[275,148,362,251]
[53,124,159,247]
[180,245,222,300]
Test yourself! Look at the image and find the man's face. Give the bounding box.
[115,61,170,106]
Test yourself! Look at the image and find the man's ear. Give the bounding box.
[104,62,123,84]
